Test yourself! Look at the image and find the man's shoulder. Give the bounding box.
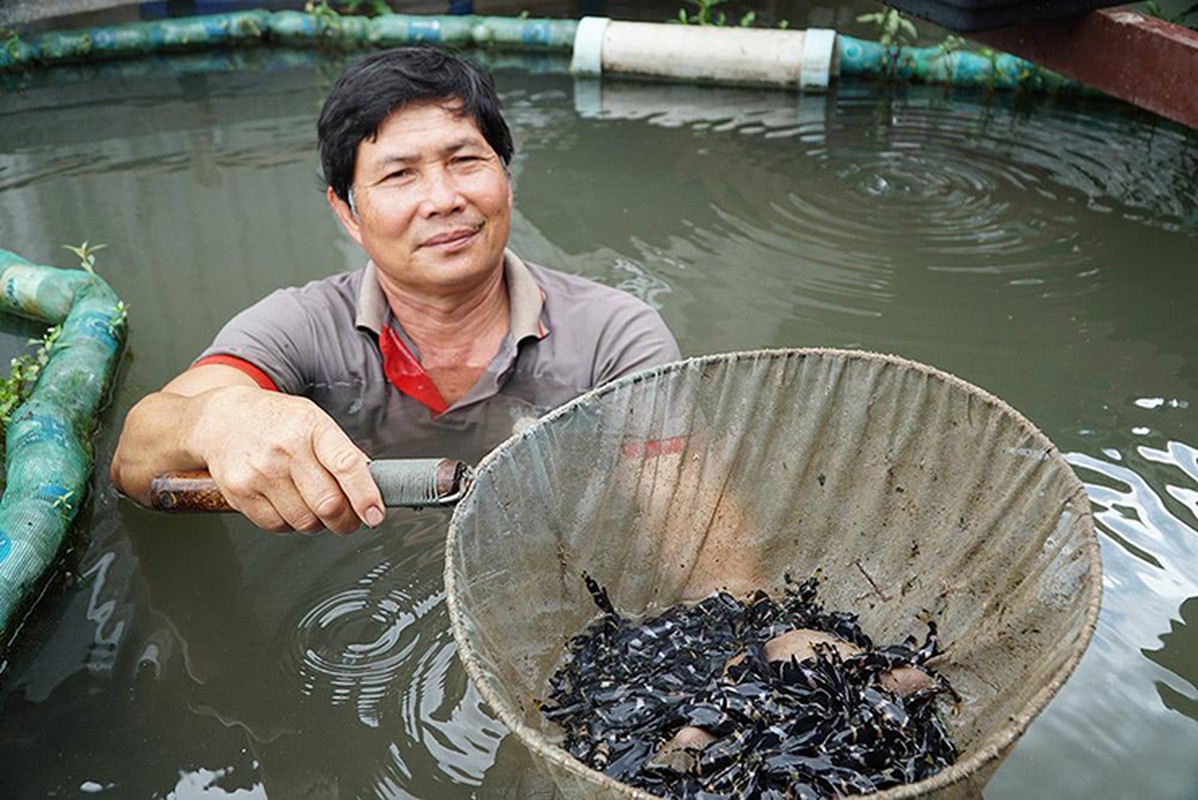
[518,259,680,384]
[274,268,363,308]
[216,268,364,348]
[523,261,654,315]
[243,268,364,331]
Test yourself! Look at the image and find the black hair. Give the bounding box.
[317,46,514,203]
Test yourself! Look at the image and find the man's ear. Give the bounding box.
[327,186,364,246]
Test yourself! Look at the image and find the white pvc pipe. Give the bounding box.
[570,17,839,91]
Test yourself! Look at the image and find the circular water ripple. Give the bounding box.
[764,117,1093,276]
[290,561,428,728]
[673,91,1196,284]
[283,517,504,796]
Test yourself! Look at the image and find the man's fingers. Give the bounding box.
[215,461,321,533]
[311,426,385,530]
[291,464,361,535]
[228,492,296,534]
[197,391,383,535]
[268,481,328,533]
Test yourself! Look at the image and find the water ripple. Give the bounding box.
[579,86,1197,288]
[282,516,504,795]
[987,432,1198,798]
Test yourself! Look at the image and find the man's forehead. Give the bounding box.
[364,99,483,143]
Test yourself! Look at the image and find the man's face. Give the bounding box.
[329,100,513,298]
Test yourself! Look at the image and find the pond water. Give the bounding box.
[0,42,1196,800]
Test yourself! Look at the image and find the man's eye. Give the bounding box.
[453,155,483,165]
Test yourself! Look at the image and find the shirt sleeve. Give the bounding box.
[192,287,316,395]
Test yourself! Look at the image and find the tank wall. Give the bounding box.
[0,0,135,27]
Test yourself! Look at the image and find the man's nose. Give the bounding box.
[418,168,465,216]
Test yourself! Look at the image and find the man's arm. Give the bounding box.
[110,364,385,535]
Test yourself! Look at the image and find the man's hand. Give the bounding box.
[190,386,384,534]
[110,364,385,535]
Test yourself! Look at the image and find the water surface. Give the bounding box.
[0,48,1196,799]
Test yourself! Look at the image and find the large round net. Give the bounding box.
[446,348,1101,798]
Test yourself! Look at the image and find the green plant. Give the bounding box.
[856,7,918,48]
[676,0,757,27]
[306,0,392,17]
[0,324,63,427]
[933,34,966,81]
[978,45,1000,88]
[856,7,919,78]
[937,34,966,56]
[51,487,77,518]
[1145,0,1198,26]
[304,0,341,25]
[109,300,128,340]
[61,240,106,282]
[1,27,22,60]
[670,2,790,28]
[338,0,394,15]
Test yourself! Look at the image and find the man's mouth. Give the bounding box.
[420,225,482,249]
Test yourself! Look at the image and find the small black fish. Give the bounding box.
[543,572,958,799]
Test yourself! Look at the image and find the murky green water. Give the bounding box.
[1,43,1196,799]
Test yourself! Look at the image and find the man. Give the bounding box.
[110,46,679,534]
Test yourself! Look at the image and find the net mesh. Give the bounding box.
[446,348,1101,799]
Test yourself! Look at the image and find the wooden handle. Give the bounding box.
[149,459,470,512]
[150,469,232,512]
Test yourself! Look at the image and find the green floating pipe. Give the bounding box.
[0,10,578,71]
[0,250,126,644]
[0,9,1078,94]
[267,10,578,48]
[838,35,1083,93]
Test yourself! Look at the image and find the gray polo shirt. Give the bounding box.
[195,250,680,463]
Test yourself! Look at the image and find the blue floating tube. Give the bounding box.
[0,11,578,71]
[0,250,126,645]
[0,9,1078,94]
[838,35,1084,92]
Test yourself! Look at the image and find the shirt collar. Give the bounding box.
[354,248,549,342]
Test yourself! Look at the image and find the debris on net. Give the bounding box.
[541,573,959,799]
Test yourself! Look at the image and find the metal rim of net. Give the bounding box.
[444,346,1103,798]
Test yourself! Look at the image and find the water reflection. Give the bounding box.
[1144,596,1198,723]
[126,379,532,798]
[125,497,501,797]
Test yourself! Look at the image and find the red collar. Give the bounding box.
[367,252,550,414]
[379,325,449,415]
